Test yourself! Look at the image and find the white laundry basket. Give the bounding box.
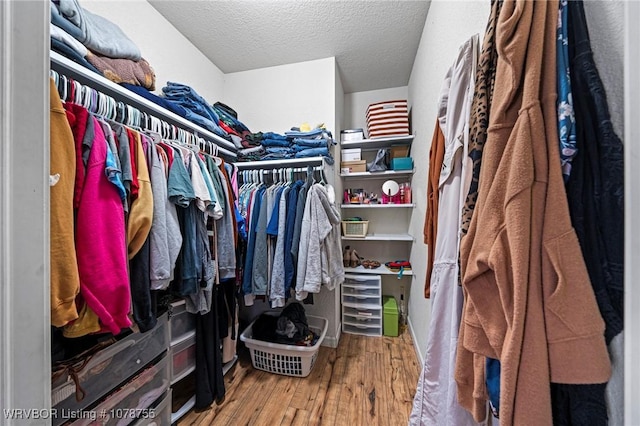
[240,314,328,378]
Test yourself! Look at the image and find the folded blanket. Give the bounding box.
[50,23,87,57]
[58,0,141,60]
[87,51,155,91]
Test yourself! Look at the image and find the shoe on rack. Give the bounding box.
[343,246,352,268]
[350,250,363,268]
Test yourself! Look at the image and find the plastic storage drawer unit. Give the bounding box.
[70,354,171,426]
[133,389,172,426]
[383,296,399,337]
[171,334,196,384]
[342,274,383,336]
[51,314,170,425]
[169,300,196,344]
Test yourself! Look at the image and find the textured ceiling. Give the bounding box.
[148,1,431,93]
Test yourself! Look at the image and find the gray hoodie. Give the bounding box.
[149,142,182,290]
[295,184,344,300]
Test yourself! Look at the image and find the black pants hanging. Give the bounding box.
[194,283,225,409]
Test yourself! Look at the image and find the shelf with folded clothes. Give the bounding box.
[50,51,237,158]
[235,127,337,164]
[340,134,414,151]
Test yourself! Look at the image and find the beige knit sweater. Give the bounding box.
[457,1,611,424]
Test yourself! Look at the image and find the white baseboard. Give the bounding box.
[321,322,341,348]
[408,317,424,365]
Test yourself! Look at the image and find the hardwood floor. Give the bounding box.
[178,329,421,425]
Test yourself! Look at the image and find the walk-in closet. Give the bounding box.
[0,1,638,425]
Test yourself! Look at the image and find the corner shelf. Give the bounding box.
[340,135,414,150]
[341,203,414,209]
[340,169,414,179]
[341,233,413,242]
[343,264,413,276]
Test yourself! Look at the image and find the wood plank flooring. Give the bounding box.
[178,330,421,426]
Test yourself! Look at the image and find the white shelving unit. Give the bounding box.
[341,233,413,242]
[342,203,415,209]
[341,169,415,178]
[339,134,415,337]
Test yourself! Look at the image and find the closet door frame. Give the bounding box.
[0,0,51,419]
[625,1,640,424]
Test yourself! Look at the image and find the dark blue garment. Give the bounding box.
[294,147,329,157]
[129,236,157,332]
[173,203,198,296]
[486,358,501,418]
[266,187,285,236]
[167,150,198,296]
[552,1,622,424]
[120,83,188,118]
[551,383,607,426]
[261,138,291,148]
[51,38,100,75]
[262,132,287,141]
[162,82,220,124]
[261,152,293,161]
[235,203,247,241]
[284,181,304,291]
[285,128,326,138]
[265,147,292,155]
[213,104,250,133]
[565,0,624,344]
[242,188,265,297]
[292,138,329,148]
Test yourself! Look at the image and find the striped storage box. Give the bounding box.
[366,99,410,138]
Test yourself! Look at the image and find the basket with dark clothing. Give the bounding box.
[251,303,318,347]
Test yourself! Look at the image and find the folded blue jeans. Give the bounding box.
[262,132,288,141]
[261,138,291,148]
[183,110,227,138]
[163,82,221,125]
[285,128,325,138]
[265,147,292,155]
[294,147,329,158]
[293,138,328,148]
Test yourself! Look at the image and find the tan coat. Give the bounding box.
[423,118,445,298]
[458,1,610,424]
[49,78,80,327]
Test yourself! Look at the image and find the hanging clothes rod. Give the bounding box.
[49,51,237,160]
[234,156,326,170]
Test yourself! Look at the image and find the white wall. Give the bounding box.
[343,86,408,134]
[82,0,225,102]
[585,0,625,137]
[406,1,490,362]
[1,1,50,418]
[222,57,337,136]
[625,3,640,423]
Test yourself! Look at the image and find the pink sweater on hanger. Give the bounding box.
[75,116,131,336]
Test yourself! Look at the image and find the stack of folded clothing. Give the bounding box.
[236,126,335,163]
[212,102,253,147]
[161,82,230,140]
[286,127,335,162]
[50,0,156,90]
